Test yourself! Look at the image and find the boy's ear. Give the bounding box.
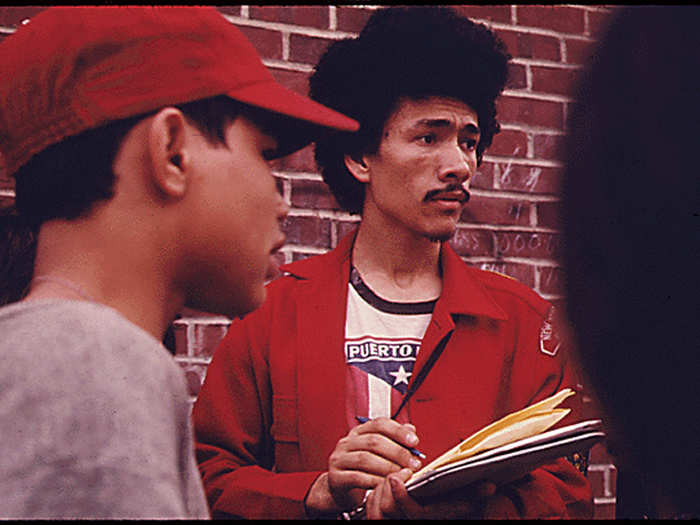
[147,107,190,198]
[344,153,371,183]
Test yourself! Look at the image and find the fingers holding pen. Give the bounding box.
[326,417,423,509]
[330,419,422,476]
[352,417,424,470]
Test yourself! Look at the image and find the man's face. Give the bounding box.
[360,96,479,242]
[182,114,288,317]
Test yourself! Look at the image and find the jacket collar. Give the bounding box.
[281,228,508,322]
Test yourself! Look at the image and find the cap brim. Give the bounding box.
[226,80,359,158]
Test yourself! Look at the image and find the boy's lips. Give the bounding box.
[266,236,286,280]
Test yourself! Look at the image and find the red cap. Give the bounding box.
[0,6,359,176]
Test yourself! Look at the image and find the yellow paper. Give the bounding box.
[409,389,575,481]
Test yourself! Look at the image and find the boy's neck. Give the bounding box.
[25,219,183,342]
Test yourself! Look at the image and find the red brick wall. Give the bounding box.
[0,5,617,518]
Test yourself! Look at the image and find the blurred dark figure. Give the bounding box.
[0,206,36,305]
[562,6,700,520]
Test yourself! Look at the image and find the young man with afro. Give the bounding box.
[193,7,593,519]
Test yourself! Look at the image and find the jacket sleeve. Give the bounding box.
[481,304,594,519]
[191,300,323,519]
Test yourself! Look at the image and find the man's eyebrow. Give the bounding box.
[412,118,480,134]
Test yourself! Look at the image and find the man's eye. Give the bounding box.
[418,134,436,144]
[461,138,477,150]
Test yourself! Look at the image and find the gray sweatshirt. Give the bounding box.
[0,299,210,519]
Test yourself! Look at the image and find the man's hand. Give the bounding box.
[304,417,423,516]
[365,468,498,519]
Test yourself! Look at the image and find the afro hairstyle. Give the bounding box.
[309,6,510,214]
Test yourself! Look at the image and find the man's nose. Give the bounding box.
[438,142,473,184]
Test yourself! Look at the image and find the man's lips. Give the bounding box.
[424,187,471,204]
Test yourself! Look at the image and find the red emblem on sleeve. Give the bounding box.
[540,306,562,356]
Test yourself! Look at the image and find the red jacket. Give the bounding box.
[192,231,593,519]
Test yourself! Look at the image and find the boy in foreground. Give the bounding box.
[0,6,357,518]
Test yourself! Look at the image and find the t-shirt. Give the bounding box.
[0,299,210,519]
[344,267,436,427]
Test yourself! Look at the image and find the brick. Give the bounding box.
[172,323,188,356]
[336,220,361,243]
[587,8,615,39]
[453,5,511,24]
[449,228,495,257]
[191,323,230,358]
[0,168,14,191]
[590,441,615,464]
[477,261,535,289]
[497,95,564,130]
[336,6,373,33]
[588,468,606,498]
[249,6,329,29]
[277,144,317,173]
[594,500,616,519]
[531,65,580,97]
[533,133,564,162]
[492,162,562,195]
[291,250,313,262]
[516,6,586,35]
[536,200,561,229]
[178,307,228,319]
[291,179,341,211]
[215,6,242,17]
[589,464,618,498]
[461,196,532,227]
[493,230,561,259]
[282,215,331,248]
[0,6,46,28]
[564,37,597,66]
[496,29,561,62]
[538,265,564,295]
[289,33,333,65]
[269,67,310,96]
[471,162,495,190]
[487,129,528,158]
[0,195,14,209]
[506,62,527,90]
[237,25,283,60]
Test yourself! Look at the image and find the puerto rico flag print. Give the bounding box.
[345,336,420,423]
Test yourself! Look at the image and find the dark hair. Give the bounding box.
[0,207,36,305]
[309,6,510,214]
[561,6,700,518]
[1,95,247,304]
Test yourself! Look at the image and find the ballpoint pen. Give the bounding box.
[355,416,426,459]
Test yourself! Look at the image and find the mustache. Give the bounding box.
[423,184,471,203]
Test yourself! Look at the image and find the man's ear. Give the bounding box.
[147,107,190,198]
[344,153,371,183]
